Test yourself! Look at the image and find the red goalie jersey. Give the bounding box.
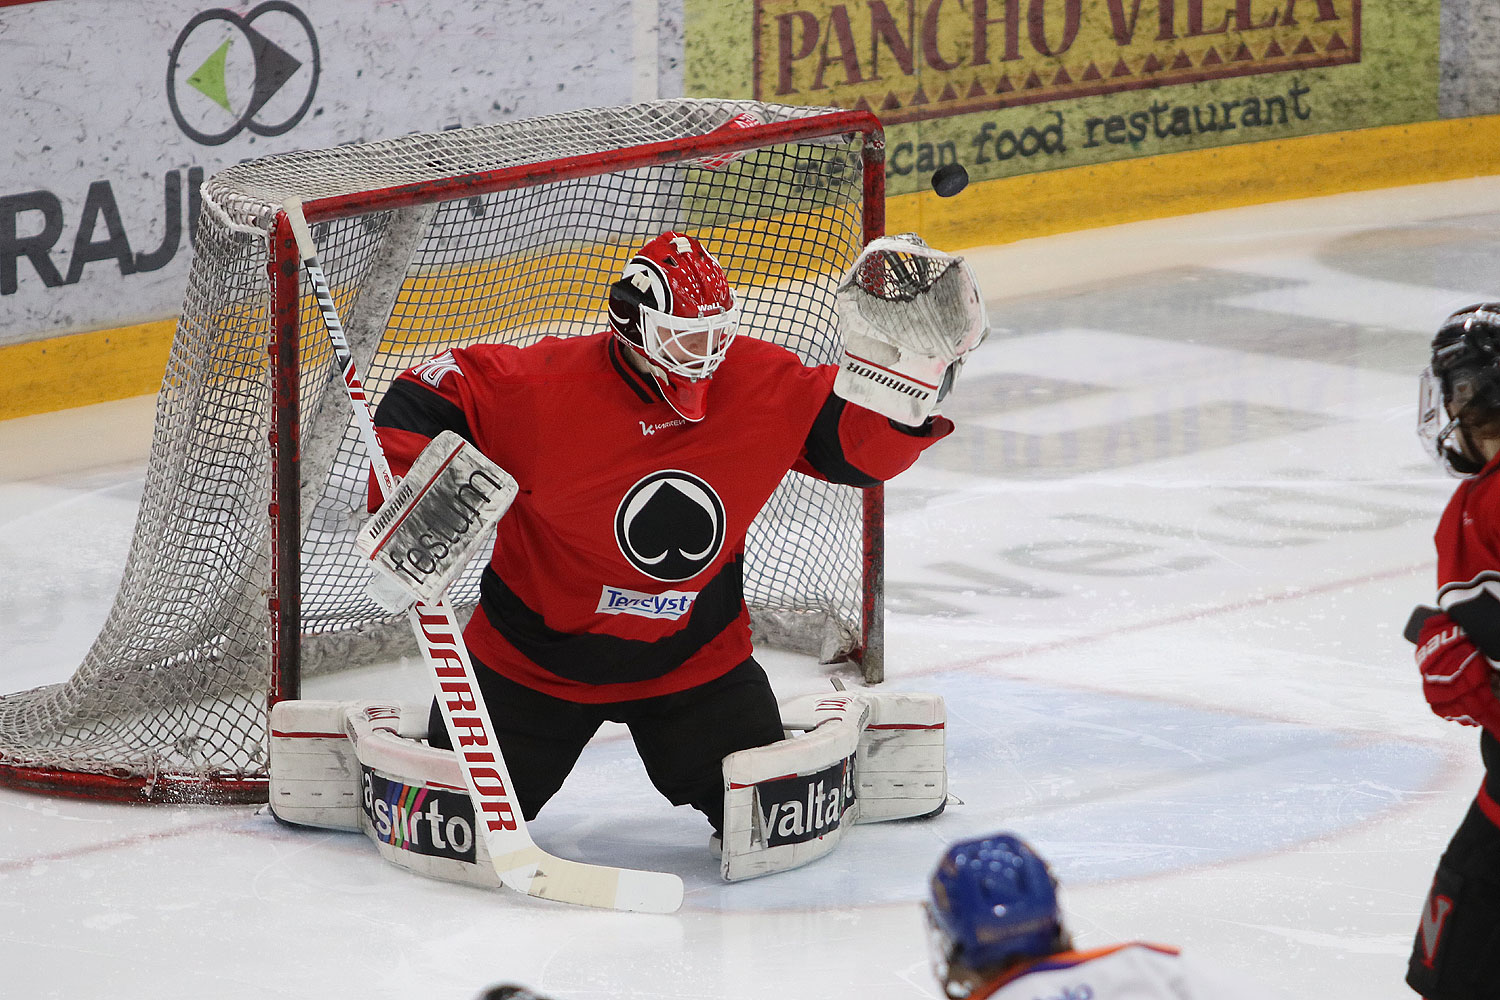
[372,331,951,703]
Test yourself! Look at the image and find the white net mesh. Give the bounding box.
[0,99,877,802]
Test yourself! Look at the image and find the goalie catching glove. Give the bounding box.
[833,234,989,426]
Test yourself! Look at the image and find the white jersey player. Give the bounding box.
[924,833,1291,1000]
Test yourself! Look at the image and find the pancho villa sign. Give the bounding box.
[753,0,1358,123]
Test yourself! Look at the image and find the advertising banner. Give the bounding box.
[0,0,637,344]
[685,0,1440,196]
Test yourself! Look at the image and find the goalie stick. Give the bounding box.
[281,199,684,914]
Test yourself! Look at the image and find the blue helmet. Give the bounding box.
[924,833,1064,997]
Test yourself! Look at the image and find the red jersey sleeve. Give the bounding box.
[1434,463,1500,657]
[1420,460,1500,734]
[367,346,509,510]
[792,364,954,486]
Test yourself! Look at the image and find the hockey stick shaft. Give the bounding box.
[281,200,683,913]
[284,212,395,492]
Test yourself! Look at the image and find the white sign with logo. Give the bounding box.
[0,0,675,345]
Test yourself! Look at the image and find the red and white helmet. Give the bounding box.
[608,232,740,422]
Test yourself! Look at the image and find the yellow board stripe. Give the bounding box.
[0,320,176,422]
[889,113,1500,250]
[8,112,1500,422]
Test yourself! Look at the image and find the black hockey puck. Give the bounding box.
[931,163,969,197]
[478,987,546,1000]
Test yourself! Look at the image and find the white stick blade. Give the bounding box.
[496,850,683,913]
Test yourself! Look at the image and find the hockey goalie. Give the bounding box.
[269,231,986,887]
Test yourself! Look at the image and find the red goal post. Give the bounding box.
[0,99,887,804]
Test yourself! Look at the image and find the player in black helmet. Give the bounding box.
[1418,302,1500,477]
[1407,302,1500,1000]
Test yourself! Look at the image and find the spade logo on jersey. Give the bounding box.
[615,470,726,582]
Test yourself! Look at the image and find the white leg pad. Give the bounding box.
[853,691,947,822]
[721,694,864,882]
[269,699,502,889]
[719,689,947,881]
[268,699,365,831]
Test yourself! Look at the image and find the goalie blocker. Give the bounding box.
[268,690,946,886]
[356,429,518,612]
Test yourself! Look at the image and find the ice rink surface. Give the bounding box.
[7,176,1500,999]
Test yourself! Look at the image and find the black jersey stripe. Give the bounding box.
[608,338,660,405]
[1444,581,1500,660]
[374,377,475,445]
[801,393,880,487]
[476,558,746,685]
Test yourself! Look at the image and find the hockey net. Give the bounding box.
[0,99,886,803]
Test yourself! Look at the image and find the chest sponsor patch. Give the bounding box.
[640,418,687,436]
[596,585,698,620]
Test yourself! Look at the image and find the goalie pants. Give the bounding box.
[425,655,784,834]
[1407,729,1500,1000]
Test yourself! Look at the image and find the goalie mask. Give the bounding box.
[1419,302,1500,477]
[923,833,1069,999]
[608,232,741,422]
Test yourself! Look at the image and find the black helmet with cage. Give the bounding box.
[1420,303,1500,476]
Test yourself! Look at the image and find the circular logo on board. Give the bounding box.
[614,471,726,582]
[167,2,320,146]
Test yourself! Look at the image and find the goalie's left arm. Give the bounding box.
[793,391,954,488]
[789,234,987,486]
